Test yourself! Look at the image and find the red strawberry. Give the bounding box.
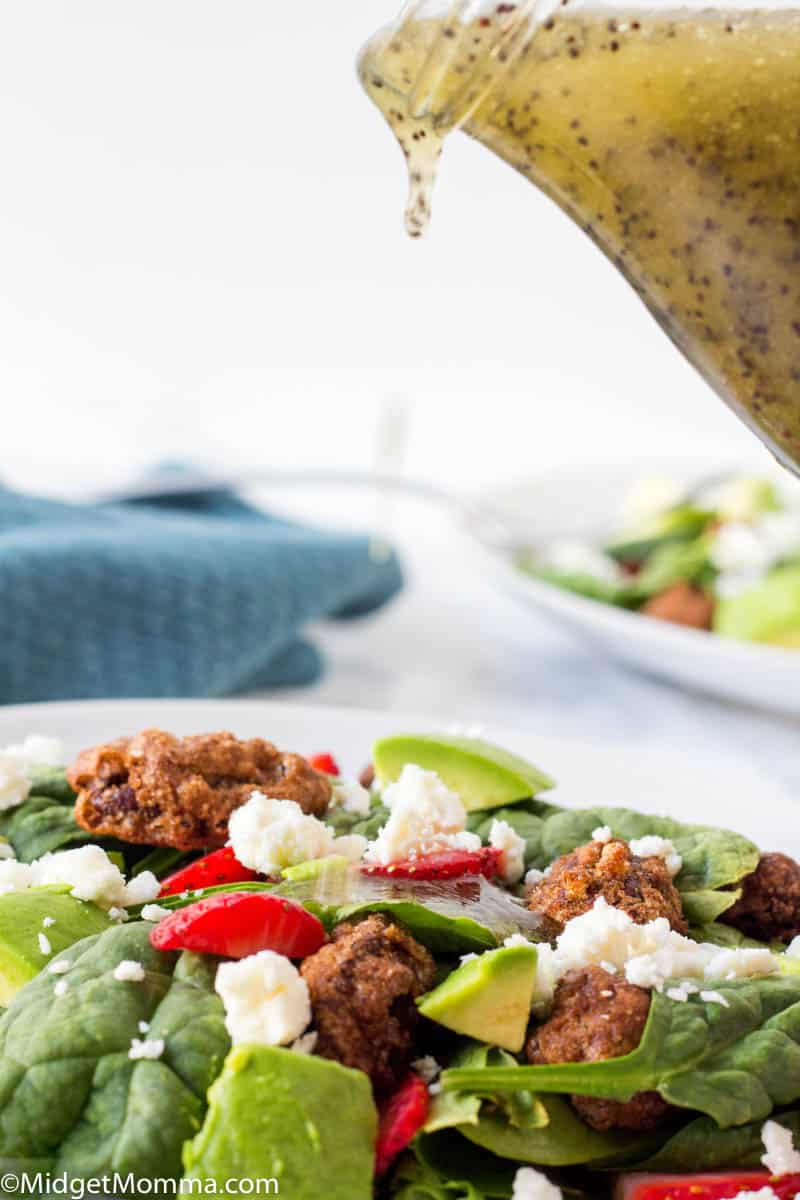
[308,752,340,776]
[159,846,258,897]
[616,1174,800,1200]
[362,847,502,881]
[150,892,326,959]
[375,1074,430,1176]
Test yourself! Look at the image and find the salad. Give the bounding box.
[517,475,800,647]
[0,727,798,1199]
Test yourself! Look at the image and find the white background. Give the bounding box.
[0,0,767,493]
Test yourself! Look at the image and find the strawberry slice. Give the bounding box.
[616,1173,800,1200]
[362,847,502,881]
[149,892,326,959]
[159,846,258,897]
[308,752,340,776]
[375,1073,430,1176]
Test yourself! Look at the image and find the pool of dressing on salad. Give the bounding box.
[358,2,800,472]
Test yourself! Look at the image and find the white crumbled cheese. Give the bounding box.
[53,980,69,998]
[618,476,684,533]
[363,765,481,866]
[37,933,52,956]
[42,916,55,928]
[428,1082,442,1096]
[141,904,171,923]
[229,791,357,875]
[123,871,161,906]
[108,906,128,923]
[0,754,32,813]
[48,959,71,975]
[138,1020,151,1034]
[215,950,311,1047]
[699,990,730,1008]
[0,842,16,861]
[114,960,146,983]
[531,898,776,1010]
[712,511,800,598]
[787,936,800,961]
[539,540,624,586]
[290,1031,318,1056]
[511,1166,563,1200]
[762,1120,800,1175]
[459,952,479,965]
[489,819,526,885]
[733,1190,779,1200]
[329,834,369,862]
[524,867,546,888]
[329,777,372,817]
[3,734,65,771]
[129,1037,165,1061]
[592,825,613,844]
[412,1055,442,1084]
[31,846,128,909]
[629,836,683,878]
[0,860,33,896]
[504,933,533,950]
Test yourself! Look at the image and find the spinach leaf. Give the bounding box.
[0,794,93,862]
[391,1134,517,1199]
[426,1043,545,1135]
[27,768,76,805]
[444,976,800,1130]
[636,1107,800,1171]
[0,922,229,1181]
[535,807,759,893]
[324,802,390,840]
[457,1096,654,1167]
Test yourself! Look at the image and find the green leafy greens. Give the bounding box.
[444,976,800,1131]
[0,922,229,1180]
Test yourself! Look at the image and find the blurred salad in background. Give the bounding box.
[517,475,800,648]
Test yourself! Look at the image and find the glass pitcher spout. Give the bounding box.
[359,0,800,474]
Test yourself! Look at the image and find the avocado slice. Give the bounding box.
[183,1044,377,1196]
[373,735,554,812]
[714,564,800,645]
[281,856,351,882]
[417,943,539,1052]
[0,885,111,1004]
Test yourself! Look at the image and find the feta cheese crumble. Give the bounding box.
[37,933,52,956]
[489,819,526,885]
[114,960,146,983]
[138,1020,151,1034]
[141,904,171,923]
[362,765,481,866]
[0,860,34,895]
[524,867,546,888]
[0,755,32,813]
[512,1166,562,1200]
[42,916,55,928]
[761,1120,800,1175]
[229,791,360,875]
[531,898,776,1009]
[48,959,71,975]
[53,980,69,998]
[215,950,311,1047]
[129,1037,165,1061]
[592,826,613,844]
[629,835,683,877]
[32,846,129,908]
[122,871,161,906]
[329,776,372,817]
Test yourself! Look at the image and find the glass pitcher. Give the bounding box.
[358,0,800,473]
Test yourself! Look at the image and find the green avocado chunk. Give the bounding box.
[183,1044,378,1196]
[0,885,111,1004]
[714,564,800,645]
[418,943,539,1053]
[373,735,554,812]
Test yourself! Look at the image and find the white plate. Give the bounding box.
[0,696,795,855]
[471,458,800,716]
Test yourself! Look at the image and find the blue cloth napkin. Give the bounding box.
[0,484,403,703]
